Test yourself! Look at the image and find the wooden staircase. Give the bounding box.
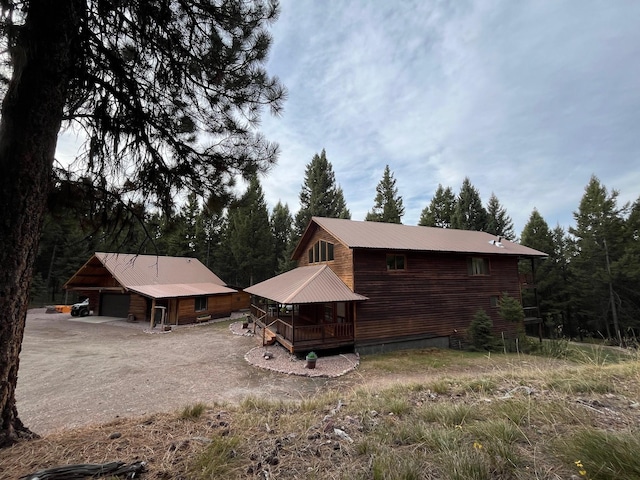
[264,327,277,346]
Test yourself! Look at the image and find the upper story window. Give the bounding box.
[468,257,490,276]
[308,240,334,263]
[386,254,406,270]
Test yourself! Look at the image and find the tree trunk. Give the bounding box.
[0,1,84,448]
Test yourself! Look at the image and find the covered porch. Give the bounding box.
[245,265,368,354]
[250,302,356,353]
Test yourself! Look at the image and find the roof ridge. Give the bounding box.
[284,265,327,304]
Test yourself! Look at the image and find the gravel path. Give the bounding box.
[16,310,357,435]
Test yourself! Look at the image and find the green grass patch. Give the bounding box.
[556,428,640,480]
[179,402,208,419]
[360,348,481,374]
[190,436,244,478]
[416,402,477,427]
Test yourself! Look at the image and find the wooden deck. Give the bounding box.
[250,305,354,353]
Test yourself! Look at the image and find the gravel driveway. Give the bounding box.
[16,310,344,435]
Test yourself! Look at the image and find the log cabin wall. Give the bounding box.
[128,294,148,322]
[296,227,355,289]
[352,249,522,347]
[175,294,235,324]
[232,291,251,310]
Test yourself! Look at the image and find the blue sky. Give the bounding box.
[56,1,640,236]
[255,0,640,235]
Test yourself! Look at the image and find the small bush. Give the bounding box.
[467,309,496,351]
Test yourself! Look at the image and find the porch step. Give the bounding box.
[264,328,277,346]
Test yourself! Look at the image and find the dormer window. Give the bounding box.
[308,240,334,263]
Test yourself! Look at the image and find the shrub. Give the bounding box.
[467,309,496,351]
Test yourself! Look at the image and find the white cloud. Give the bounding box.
[57,0,640,235]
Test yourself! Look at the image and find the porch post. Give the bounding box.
[291,308,295,347]
[150,298,156,330]
[352,302,356,342]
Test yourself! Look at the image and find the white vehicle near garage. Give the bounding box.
[70,298,90,317]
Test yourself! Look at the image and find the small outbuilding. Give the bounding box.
[64,252,248,327]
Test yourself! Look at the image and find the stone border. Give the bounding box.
[244,345,359,378]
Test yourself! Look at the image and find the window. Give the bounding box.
[195,297,208,312]
[490,296,499,307]
[308,240,335,263]
[386,254,406,270]
[468,257,490,275]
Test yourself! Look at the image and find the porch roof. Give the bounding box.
[128,282,236,299]
[245,265,368,304]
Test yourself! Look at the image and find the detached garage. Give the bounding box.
[100,293,131,318]
[64,252,248,326]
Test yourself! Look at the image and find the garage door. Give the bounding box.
[100,293,131,318]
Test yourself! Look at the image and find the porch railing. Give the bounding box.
[250,304,353,346]
[292,322,353,343]
[523,306,541,320]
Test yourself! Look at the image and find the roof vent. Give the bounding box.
[489,236,504,248]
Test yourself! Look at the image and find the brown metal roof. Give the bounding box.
[244,265,368,304]
[294,217,547,258]
[64,252,234,299]
[129,283,236,299]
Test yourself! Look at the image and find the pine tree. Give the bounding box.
[520,209,558,331]
[614,197,640,333]
[467,309,496,351]
[221,175,274,287]
[166,193,201,257]
[0,1,285,445]
[365,165,405,223]
[452,177,488,231]
[486,193,515,240]
[546,224,575,336]
[419,184,456,228]
[569,176,627,341]
[520,209,554,254]
[271,201,295,273]
[193,206,225,270]
[294,149,351,237]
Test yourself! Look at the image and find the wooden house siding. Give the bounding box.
[352,249,521,346]
[296,228,355,289]
[129,294,148,322]
[172,291,248,324]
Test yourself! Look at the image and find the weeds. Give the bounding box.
[4,347,640,480]
[557,429,640,480]
[191,436,244,478]
[179,402,207,419]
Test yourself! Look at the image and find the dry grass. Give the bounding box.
[2,347,639,479]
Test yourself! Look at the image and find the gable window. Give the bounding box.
[195,297,208,312]
[308,240,335,263]
[386,254,406,270]
[468,257,490,276]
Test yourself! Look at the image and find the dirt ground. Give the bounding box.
[16,310,350,436]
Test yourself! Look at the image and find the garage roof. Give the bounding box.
[64,252,235,299]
